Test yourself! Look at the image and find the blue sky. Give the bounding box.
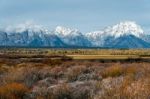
[0,0,150,32]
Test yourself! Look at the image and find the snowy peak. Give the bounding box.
[54,26,91,47]
[85,21,146,47]
[55,26,81,37]
[86,21,144,39]
[105,21,144,38]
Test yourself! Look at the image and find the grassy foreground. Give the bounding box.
[0,48,150,99]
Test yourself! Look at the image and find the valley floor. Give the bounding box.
[0,48,150,99]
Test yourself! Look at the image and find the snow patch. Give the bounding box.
[55,26,80,37]
[108,21,144,38]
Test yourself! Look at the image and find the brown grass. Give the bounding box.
[0,83,29,99]
[101,64,123,78]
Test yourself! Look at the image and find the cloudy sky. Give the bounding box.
[0,0,149,32]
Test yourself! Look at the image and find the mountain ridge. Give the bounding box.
[0,21,150,48]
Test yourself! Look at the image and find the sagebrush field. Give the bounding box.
[0,48,150,99]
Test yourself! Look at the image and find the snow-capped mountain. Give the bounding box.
[0,23,65,47]
[54,26,91,47]
[85,21,150,48]
[55,26,80,37]
[104,21,144,38]
[0,21,150,48]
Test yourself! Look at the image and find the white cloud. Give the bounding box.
[4,21,44,33]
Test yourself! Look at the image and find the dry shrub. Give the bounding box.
[123,65,137,75]
[47,82,94,99]
[48,83,72,99]
[121,75,135,89]
[5,67,40,87]
[101,64,138,79]
[49,66,65,79]
[96,76,150,99]
[94,77,124,99]
[139,63,150,77]
[29,86,49,98]
[66,66,87,82]
[0,65,10,74]
[5,66,52,87]
[101,64,123,78]
[123,78,150,98]
[71,81,97,99]
[0,83,29,99]
[27,84,72,99]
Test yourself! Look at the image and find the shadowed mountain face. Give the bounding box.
[0,21,150,48]
[104,35,150,48]
[0,30,65,47]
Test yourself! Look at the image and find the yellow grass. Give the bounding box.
[67,55,140,60]
[101,64,123,78]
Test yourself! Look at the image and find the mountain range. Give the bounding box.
[0,21,150,48]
